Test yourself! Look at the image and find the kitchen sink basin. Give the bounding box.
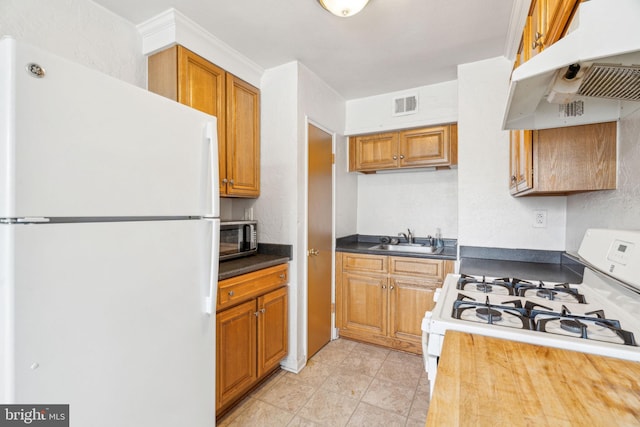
[368,243,442,254]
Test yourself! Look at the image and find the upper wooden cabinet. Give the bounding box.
[517,0,581,67]
[148,45,260,198]
[349,124,457,173]
[510,122,617,196]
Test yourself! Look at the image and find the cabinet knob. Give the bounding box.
[392,155,397,160]
[399,155,404,159]
[222,178,228,184]
[382,285,387,289]
[261,308,266,313]
[308,248,319,256]
[229,179,234,186]
[390,285,395,290]
[279,274,286,279]
[228,290,234,296]
[510,175,517,183]
[254,311,260,317]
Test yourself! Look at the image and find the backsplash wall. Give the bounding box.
[356,169,458,239]
[565,110,640,252]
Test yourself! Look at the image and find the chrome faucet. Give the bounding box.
[398,228,414,244]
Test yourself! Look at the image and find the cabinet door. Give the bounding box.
[225,74,260,197]
[349,132,399,171]
[257,287,288,377]
[398,125,450,167]
[389,277,439,345]
[340,272,387,337]
[216,299,257,410]
[509,129,533,195]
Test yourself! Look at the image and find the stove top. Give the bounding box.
[451,279,636,346]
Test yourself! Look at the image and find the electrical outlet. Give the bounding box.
[533,210,547,228]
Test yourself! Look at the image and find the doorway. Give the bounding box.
[306,122,333,359]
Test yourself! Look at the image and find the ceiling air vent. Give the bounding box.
[392,95,418,116]
[578,63,640,101]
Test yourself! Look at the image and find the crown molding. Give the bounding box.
[503,0,531,61]
[137,8,263,87]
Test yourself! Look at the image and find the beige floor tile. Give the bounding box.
[376,359,421,388]
[297,389,359,426]
[406,416,429,427]
[346,402,407,427]
[384,349,424,370]
[218,338,431,427]
[258,375,317,412]
[287,415,324,426]
[219,398,294,427]
[309,344,351,365]
[323,338,358,352]
[361,378,416,417]
[339,352,385,377]
[320,365,374,399]
[408,380,431,422]
[285,358,333,387]
[350,342,391,361]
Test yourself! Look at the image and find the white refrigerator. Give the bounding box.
[0,37,220,426]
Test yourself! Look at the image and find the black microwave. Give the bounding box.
[219,220,258,261]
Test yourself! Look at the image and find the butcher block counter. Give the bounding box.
[426,331,640,427]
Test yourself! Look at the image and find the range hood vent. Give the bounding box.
[578,64,640,101]
[503,0,640,130]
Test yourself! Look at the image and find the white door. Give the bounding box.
[1,219,217,427]
[0,38,218,218]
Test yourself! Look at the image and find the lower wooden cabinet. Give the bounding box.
[336,252,453,354]
[216,264,288,416]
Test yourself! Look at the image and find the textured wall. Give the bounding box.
[457,57,567,250]
[356,169,458,240]
[0,0,145,87]
[566,111,640,251]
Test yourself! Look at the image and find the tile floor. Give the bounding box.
[217,338,430,426]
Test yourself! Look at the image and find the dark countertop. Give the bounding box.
[218,243,292,281]
[336,234,457,261]
[459,246,585,283]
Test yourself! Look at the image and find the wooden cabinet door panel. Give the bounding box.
[399,126,450,167]
[341,253,388,274]
[350,133,399,171]
[389,257,444,280]
[389,278,439,343]
[341,272,387,336]
[257,287,288,377]
[226,74,260,197]
[216,299,257,410]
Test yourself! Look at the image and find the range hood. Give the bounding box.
[503,0,640,130]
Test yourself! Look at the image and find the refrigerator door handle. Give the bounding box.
[205,121,220,218]
[204,218,220,315]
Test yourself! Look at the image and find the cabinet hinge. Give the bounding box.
[332,153,335,164]
[331,303,335,314]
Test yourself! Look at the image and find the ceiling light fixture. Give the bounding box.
[317,0,370,17]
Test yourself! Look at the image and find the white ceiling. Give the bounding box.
[94,0,518,99]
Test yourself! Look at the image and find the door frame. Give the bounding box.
[303,117,338,363]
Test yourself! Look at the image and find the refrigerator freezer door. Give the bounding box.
[0,37,219,218]
[0,220,216,427]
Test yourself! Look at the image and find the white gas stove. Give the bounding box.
[423,229,640,396]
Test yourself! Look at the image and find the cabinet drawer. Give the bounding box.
[341,253,387,274]
[217,264,288,311]
[389,257,444,280]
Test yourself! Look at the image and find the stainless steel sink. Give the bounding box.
[368,243,442,254]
